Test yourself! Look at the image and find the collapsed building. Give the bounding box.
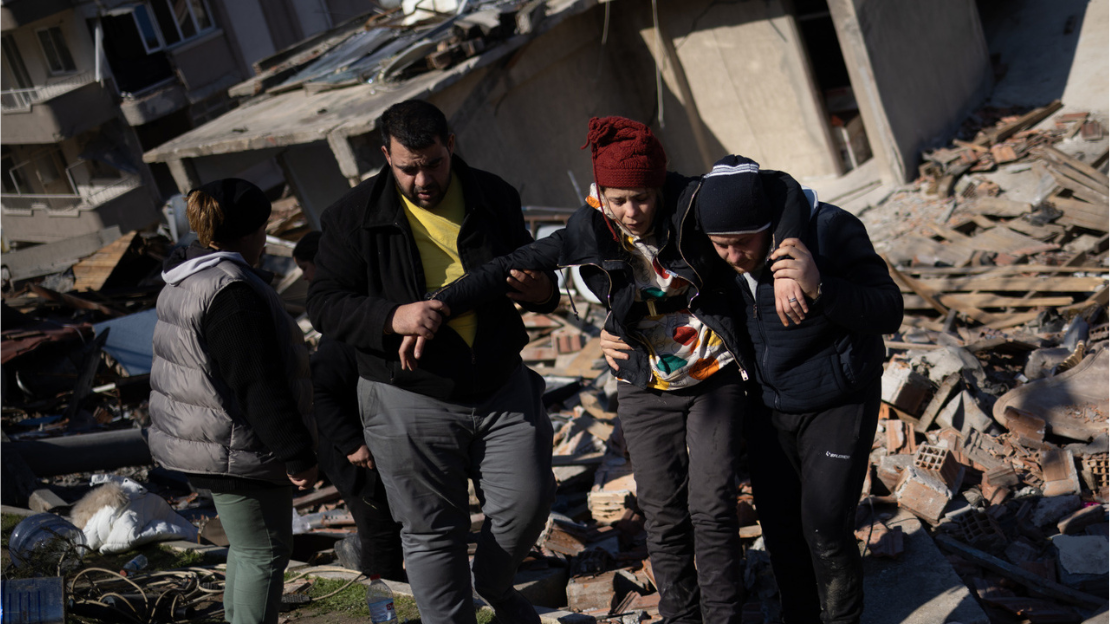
[139,0,992,226]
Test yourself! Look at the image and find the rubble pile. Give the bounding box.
[2,106,1107,624]
[855,101,1110,623]
[228,0,554,100]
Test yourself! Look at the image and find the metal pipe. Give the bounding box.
[5,428,151,477]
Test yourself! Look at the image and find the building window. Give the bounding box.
[2,36,32,89]
[1,147,28,194]
[131,6,165,53]
[36,27,77,75]
[146,0,214,49]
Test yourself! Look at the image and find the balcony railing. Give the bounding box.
[1,159,142,216]
[1,71,97,113]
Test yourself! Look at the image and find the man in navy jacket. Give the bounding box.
[696,156,903,624]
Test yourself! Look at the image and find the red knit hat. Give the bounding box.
[582,117,667,189]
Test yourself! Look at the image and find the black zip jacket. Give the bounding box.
[305,155,558,402]
[431,172,780,389]
[738,197,903,413]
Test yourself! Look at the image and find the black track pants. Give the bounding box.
[745,380,880,624]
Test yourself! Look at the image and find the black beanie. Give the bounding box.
[193,178,271,242]
[696,156,772,235]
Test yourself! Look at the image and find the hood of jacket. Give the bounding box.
[162,241,274,287]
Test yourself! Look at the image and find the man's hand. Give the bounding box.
[599,329,633,372]
[387,300,450,338]
[398,334,425,371]
[346,444,375,470]
[770,238,821,301]
[506,269,554,304]
[287,465,318,490]
[774,277,808,327]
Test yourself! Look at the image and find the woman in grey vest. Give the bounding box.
[149,179,317,624]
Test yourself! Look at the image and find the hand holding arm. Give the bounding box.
[346,444,375,470]
[386,300,450,338]
[769,238,820,299]
[506,269,556,304]
[599,328,634,372]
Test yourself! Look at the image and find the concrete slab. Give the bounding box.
[1052,534,1110,588]
[1059,0,1109,116]
[801,158,897,217]
[979,0,1102,111]
[862,508,989,624]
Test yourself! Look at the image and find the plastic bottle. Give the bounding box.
[366,575,398,622]
[120,553,149,576]
[8,513,88,573]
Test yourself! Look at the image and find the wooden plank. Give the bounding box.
[884,340,943,351]
[293,485,341,509]
[901,276,1105,293]
[72,231,140,292]
[885,256,999,325]
[1059,284,1109,313]
[1001,217,1065,240]
[901,294,1074,311]
[968,197,1032,218]
[969,227,1058,255]
[917,374,961,433]
[1036,145,1110,188]
[1049,194,1109,232]
[899,264,1108,276]
[900,316,946,332]
[985,311,1040,329]
[883,256,947,315]
[974,100,1063,146]
[1045,165,1109,205]
[2,226,123,282]
[1045,157,1110,196]
[935,534,1105,609]
[926,222,972,242]
[888,236,972,267]
[562,337,604,379]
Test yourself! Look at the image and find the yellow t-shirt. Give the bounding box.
[399,174,477,346]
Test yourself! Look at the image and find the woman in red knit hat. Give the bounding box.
[406,116,778,622]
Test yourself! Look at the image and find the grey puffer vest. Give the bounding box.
[148,255,313,485]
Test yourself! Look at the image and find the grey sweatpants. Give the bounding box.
[357,365,555,624]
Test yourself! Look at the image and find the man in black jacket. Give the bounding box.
[294,232,405,581]
[306,100,558,624]
[696,156,903,624]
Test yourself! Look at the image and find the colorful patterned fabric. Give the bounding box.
[589,184,734,390]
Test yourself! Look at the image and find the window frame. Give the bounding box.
[2,36,33,89]
[130,5,166,54]
[35,26,78,76]
[144,0,216,51]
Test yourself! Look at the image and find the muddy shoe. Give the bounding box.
[485,588,540,624]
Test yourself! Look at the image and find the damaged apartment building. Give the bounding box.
[141,0,994,225]
[0,0,367,246]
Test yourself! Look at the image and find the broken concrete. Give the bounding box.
[1032,495,1085,528]
[861,509,989,624]
[1052,535,1110,589]
[896,465,953,525]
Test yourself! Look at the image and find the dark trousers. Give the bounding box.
[745,380,880,624]
[617,365,746,624]
[316,438,405,579]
